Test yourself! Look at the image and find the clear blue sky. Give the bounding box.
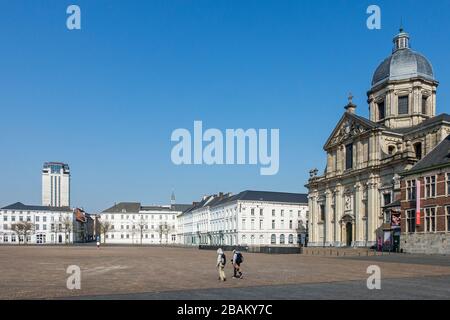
[1,0,449,212]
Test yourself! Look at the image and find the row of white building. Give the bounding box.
[98,190,309,247]
[0,202,93,244]
[0,187,309,247]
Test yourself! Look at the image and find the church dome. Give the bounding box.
[371,30,434,87]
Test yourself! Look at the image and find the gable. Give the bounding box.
[324,113,378,150]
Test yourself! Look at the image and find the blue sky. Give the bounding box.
[1,0,450,212]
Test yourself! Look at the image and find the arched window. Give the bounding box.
[288,234,294,244]
[280,234,285,244]
[271,234,276,244]
[388,145,396,155]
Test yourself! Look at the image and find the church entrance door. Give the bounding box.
[346,222,353,247]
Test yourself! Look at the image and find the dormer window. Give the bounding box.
[377,101,385,120]
[398,96,409,115]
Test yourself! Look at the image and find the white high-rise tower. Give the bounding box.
[42,162,70,207]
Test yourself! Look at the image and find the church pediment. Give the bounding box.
[324,113,377,150]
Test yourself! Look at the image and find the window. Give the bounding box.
[447,173,450,195]
[259,220,263,230]
[260,209,263,216]
[11,234,16,242]
[320,204,325,222]
[11,216,16,222]
[251,219,255,230]
[298,210,301,217]
[446,207,450,232]
[281,220,284,229]
[383,193,391,206]
[242,219,246,230]
[281,210,284,217]
[414,143,422,160]
[288,234,294,244]
[388,145,396,155]
[398,96,409,115]
[345,143,353,170]
[406,210,416,233]
[251,209,255,216]
[407,180,416,200]
[3,216,7,222]
[425,176,436,198]
[272,209,275,217]
[425,207,436,233]
[378,101,385,120]
[35,224,39,231]
[280,234,285,244]
[289,220,293,229]
[422,96,428,114]
[272,220,275,229]
[271,234,276,244]
[35,216,39,222]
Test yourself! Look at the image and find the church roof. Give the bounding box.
[404,135,450,175]
[386,113,450,135]
[372,30,435,87]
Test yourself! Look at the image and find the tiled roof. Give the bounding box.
[1,202,72,212]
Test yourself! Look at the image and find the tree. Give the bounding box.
[134,218,149,245]
[158,222,174,244]
[62,216,73,244]
[9,221,35,245]
[98,220,112,244]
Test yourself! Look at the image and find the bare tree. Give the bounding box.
[158,222,174,244]
[98,220,112,244]
[9,221,35,245]
[134,218,149,245]
[62,216,73,244]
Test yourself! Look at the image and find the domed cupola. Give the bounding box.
[371,29,435,87]
[367,29,439,129]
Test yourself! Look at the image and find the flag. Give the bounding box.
[416,180,421,226]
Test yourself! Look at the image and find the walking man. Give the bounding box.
[216,248,227,282]
[232,249,244,279]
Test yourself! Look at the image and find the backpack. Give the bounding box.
[235,252,243,264]
[220,253,226,265]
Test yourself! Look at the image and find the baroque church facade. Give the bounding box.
[306,29,450,247]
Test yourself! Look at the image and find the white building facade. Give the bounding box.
[99,202,191,244]
[0,202,75,244]
[179,191,309,247]
[42,162,70,207]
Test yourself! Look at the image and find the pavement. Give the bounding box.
[1,245,450,300]
[70,275,450,300]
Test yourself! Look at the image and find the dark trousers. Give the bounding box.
[233,263,241,277]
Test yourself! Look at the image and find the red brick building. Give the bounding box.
[400,135,450,254]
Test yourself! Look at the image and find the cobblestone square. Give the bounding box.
[1,246,450,299]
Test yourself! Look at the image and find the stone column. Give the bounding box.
[334,185,343,247]
[367,178,379,246]
[325,190,333,246]
[354,182,362,246]
[308,195,316,245]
